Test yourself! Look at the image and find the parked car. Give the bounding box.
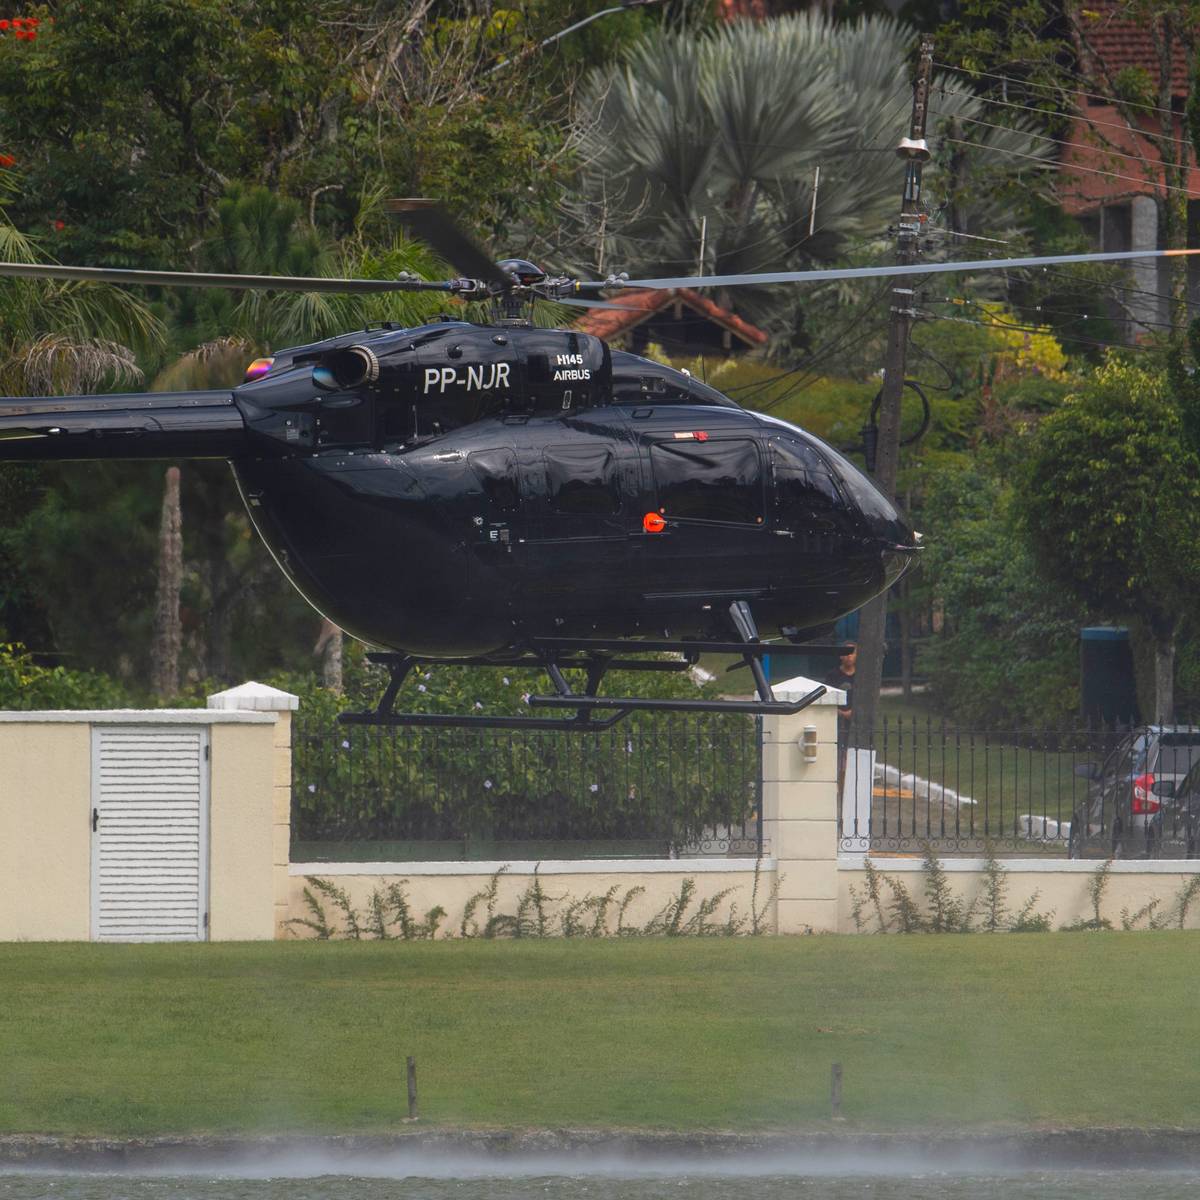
[1167,757,1200,859]
[1068,726,1200,859]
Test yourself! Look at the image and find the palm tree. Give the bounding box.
[0,195,163,396]
[562,14,1054,336]
[0,186,165,666]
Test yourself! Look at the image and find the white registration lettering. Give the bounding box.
[423,361,511,394]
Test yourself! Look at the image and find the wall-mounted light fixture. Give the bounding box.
[800,725,819,764]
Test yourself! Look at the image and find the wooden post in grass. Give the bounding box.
[831,1063,843,1120]
[407,1055,419,1119]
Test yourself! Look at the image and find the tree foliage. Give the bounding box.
[0,0,639,268]
[918,462,1082,726]
[1017,360,1200,624]
[1015,359,1200,719]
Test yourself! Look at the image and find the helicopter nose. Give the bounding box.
[880,532,922,588]
[864,501,921,588]
[846,480,921,589]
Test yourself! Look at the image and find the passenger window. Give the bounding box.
[545,444,619,515]
[651,439,762,524]
[469,448,520,512]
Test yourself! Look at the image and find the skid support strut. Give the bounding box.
[339,605,834,729]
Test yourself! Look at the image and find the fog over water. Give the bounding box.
[4,1153,1200,1200]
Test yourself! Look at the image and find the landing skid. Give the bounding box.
[338,601,845,730]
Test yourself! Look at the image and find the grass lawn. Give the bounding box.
[1,934,1199,1136]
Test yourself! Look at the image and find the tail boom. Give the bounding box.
[0,390,248,461]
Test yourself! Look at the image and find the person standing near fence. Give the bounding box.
[825,642,856,796]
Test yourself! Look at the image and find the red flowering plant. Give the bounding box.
[1,14,41,41]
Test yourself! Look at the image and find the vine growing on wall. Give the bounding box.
[287,863,775,940]
[849,849,1200,935]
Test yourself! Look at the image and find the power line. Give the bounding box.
[920,309,1154,353]
[926,294,1179,332]
[943,246,1187,307]
[935,87,1196,151]
[735,293,889,406]
[757,322,892,412]
[932,109,1171,170]
[931,228,1011,245]
[773,318,891,404]
[1030,263,1188,309]
[941,137,1200,197]
[934,61,1178,119]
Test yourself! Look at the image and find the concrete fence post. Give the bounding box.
[760,675,843,934]
[207,681,299,938]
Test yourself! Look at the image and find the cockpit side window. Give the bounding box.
[769,437,846,521]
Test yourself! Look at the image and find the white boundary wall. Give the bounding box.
[7,675,1197,939]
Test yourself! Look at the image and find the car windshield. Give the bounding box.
[1152,733,1200,777]
[1129,735,1149,774]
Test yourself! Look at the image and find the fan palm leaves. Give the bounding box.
[0,199,163,396]
[566,13,1054,331]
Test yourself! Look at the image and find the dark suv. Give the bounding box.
[1068,726,1200,859]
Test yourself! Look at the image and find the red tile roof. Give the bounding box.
[574,288,768,348]
[1075,1,1190,97]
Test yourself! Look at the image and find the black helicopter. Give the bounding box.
[0,200,1187,728]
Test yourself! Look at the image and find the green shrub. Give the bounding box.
[0,642,134,710]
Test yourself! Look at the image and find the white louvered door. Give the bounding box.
[91,726,209,942]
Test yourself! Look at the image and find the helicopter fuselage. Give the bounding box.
[0,320,918,658]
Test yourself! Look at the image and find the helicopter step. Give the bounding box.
[337,601,839,730]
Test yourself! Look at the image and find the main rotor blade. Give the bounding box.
[556,296,645,311]
[620,247,1200,290]
[384,198,511,289]
[0,261,458,293]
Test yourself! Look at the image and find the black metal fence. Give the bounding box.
[840,717,1200,858]
[292,713,762,862]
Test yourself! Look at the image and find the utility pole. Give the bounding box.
[852,34,934,745]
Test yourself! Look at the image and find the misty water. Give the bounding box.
[4,1155,1200,1200]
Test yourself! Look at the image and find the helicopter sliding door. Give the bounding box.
[465,441,525,625]
[513,410,635,629]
